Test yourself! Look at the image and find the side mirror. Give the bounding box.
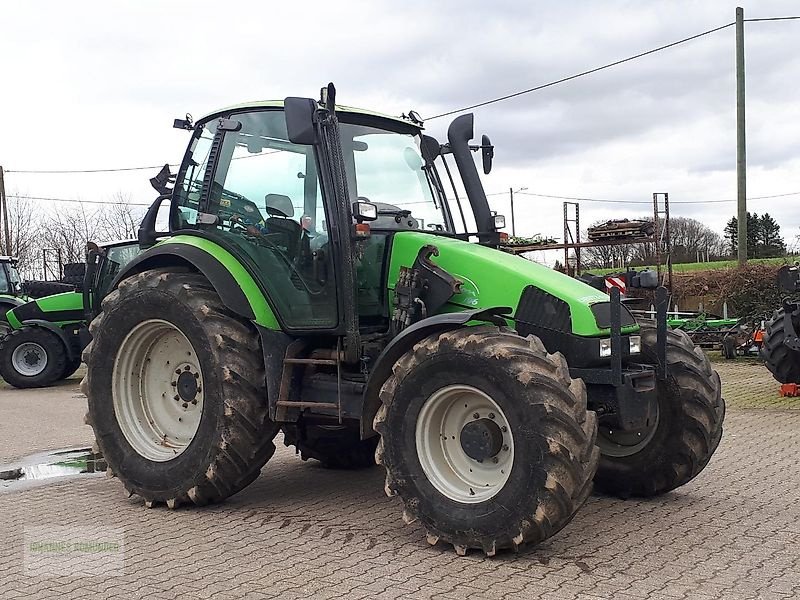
[352,200,378,222]
[284,97,319,145]
[420,135,442,164]
[138,194,173,248]
[481,134,494,174]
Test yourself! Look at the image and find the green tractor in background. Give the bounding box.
[762,265,800,383]
[83,85,724,555]
[0,240,140,388]
[0,256,29,337]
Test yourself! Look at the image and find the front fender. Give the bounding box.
[360,306,512,439]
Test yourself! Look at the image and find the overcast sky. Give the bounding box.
[1,1,799,252]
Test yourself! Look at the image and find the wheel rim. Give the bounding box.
[11,342,48,377]
[112,319,204,462]
[596,405,660,457]
[415,384,514,504]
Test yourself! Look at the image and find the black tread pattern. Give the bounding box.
[0,326,67,388]
[374,325,599,556]
[82,269,279,508]
[594,319,725,497]
[761,309,800,384]
[282,426,378,469]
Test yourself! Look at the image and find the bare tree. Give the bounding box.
[40,203,102,264]
[5,195,41,272]
[96,193,144,241]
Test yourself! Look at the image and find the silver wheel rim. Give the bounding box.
[597,406,660,457]
[415,384,514,504]
[11,342,48,377]
[112,319,204,462]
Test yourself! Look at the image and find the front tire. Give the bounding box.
[594,321,725,497]
[83,269,279,507]
[0,326,67,388]
[375,326,598,555]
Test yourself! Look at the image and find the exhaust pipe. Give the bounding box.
[447,114,495,233]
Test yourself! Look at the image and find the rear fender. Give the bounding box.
[360,306,511,439]
[112,242,276,327]
[19,320,73,360]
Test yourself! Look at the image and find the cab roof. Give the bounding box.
[200,100,421,130]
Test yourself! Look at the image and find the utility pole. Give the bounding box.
[736,6,747,266]
[0,166,9,256]
[509,187,516,237]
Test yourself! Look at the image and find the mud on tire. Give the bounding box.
[594,320,725,497]
[82,268,279,508]
[374,325,599,556]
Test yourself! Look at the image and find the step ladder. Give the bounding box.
[275,341,342,422]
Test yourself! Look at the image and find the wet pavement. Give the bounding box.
[0,357,797,599]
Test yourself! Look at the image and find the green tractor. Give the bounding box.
[0,240,139,388]
[83,85,724,555]
[762,265,800,383]
[0,256,29,337]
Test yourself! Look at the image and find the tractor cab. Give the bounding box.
[0,257,24,298]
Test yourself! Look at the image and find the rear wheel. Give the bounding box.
[0,327,67,388]
[594,321,725,497]
[761,309,800,383]
[83,269,279,507]
[722,336,737,359]
[375,326,598,555]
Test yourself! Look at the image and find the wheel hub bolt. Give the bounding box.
[488,413,495,419]
[184,366,190,371]
[502,445,509,451]
[175,369,181,375]
[473,413,480,419]
[492,457,498,463]
[194,372,199,379]
[182,402,188,409]
[501,426,507,432]
[171,381,177,387]
[174,395,180,401]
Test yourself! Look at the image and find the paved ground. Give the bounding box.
[0,357,798,599]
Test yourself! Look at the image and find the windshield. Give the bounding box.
[340,123,451,233]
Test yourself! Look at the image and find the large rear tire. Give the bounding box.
[83,269,279,507]
[761,309,800,384]
[0,326,67,388]
[375,326,598,555]
[594,321,725,497]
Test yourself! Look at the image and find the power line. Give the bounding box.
[513,190,800,205]
[744,16,800,22]
[426,22,735,120]
[5,164,175,174]
[7,194,151,207]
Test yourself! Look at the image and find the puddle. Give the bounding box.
[0,447,107,492]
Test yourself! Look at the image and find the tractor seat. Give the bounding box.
[265,194,302,256]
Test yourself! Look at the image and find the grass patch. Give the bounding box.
[586,257,788,275]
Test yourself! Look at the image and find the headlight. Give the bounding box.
[599,338,612,357]
[629,335,642,354]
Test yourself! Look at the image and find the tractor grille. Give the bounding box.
[514,285,572,335]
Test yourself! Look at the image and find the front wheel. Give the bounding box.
[594,321,725,497]
[375,326,598,555]
[0,326,67,388]
[83,269,279,507]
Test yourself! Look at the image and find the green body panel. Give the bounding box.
[387,232,636,337]
[6,291,85,330]
[151,235,280,329]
